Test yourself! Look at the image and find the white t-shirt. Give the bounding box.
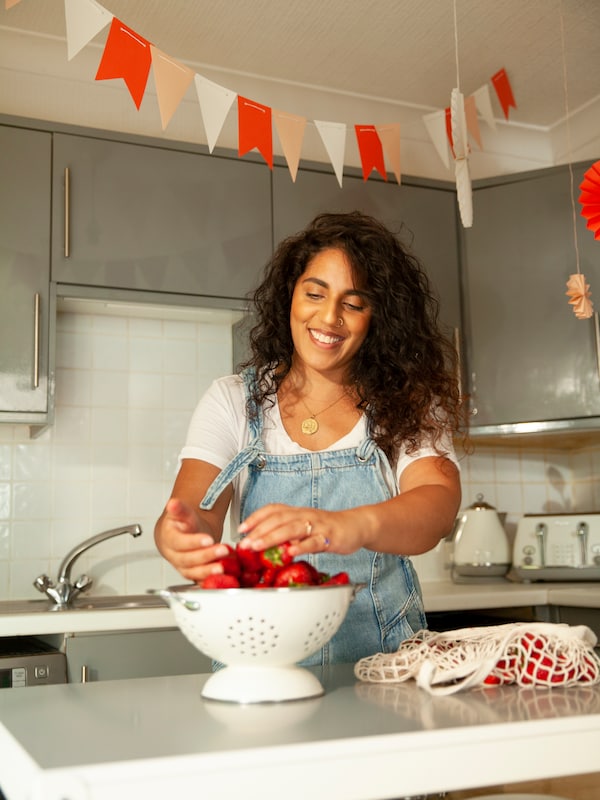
[180,374,459,531]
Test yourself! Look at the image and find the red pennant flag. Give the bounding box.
[238,96,273,169]
[491,68,516,120]
[95,18,152,110]
[355,125,387,181]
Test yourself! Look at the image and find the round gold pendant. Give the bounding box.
[301,417,319,435]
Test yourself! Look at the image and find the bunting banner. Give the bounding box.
[314,120,347,188]
[7,1,516,188]
[238,96,273,169]
[273,110,306,183]
[194,75,237,153]
[376,123,401,185]
[64,0,112,61]
[151,47,195,130]
[355,125,387,182]
[491,67,516,120]
[95,18,152,109]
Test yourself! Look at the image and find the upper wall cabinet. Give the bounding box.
[463,161,600,432]
[52,134,272,302]
[0,125,53,422]
[272,166,462,335]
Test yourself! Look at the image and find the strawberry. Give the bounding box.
[201,574,240,589]
[235,541,263,572]
[260,542,294,569]
[273,561,317,587]
[239,570,262,587]
[256,566,279,587]
[320,571,350,586]
[218,545,242,578]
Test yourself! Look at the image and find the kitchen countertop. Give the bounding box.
[0,662,599,800]
[1,579,599,636]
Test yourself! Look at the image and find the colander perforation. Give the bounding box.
[224,615,280,656]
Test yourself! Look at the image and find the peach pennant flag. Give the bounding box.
[423,109,450,169]
[95,18,152,109]
[5,0,23,8]
[376,123,401,184]
[151,47,194,130]
[314,120,346,188]
[64,0,112,61]
[194,74,236,153]
[464,94,482,149]
[273,110,306,182]
[473,84,496,130]
[238,96,273,169]
[355,125,387,182]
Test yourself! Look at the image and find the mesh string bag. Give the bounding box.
[354,622,600,696]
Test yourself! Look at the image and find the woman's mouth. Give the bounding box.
[309,328,345,346]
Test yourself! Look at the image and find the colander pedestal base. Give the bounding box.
[201,664,325,703]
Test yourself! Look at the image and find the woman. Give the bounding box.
[155,211,463,665]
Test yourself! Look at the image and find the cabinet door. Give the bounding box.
[0,125,52,418]
[463,162,600,427]
[52,134,272,300]
[272,166,462,335]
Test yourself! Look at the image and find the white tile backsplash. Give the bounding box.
[0,307,599,599]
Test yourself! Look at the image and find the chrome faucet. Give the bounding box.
[33,524,142,608]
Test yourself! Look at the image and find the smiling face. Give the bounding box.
[289,248,372,379]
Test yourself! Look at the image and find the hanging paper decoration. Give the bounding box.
[491,68,516,120]
[423,110,450,170]
[64,0,112,61]
[151,47,195,130]
[273,111,306,183]
[314,120,347,188]
[450,89,473,228]
[566,274,593,319]
[355,125,387,182]
[194,75,236,154]
[5,0,23,7]
[579,160,600,240]
[238,96,273,169]
[95,18,152,109]
[376,124,401,184]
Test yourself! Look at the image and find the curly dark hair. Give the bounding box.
[242,211,464,461]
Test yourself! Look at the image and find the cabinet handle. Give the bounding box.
[453,327,463,404]
[594,312,600,383]
[81,665,89,683]
[33,292,40,389]
[64,166,70,258]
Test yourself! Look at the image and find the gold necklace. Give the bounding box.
[299,391,348,435]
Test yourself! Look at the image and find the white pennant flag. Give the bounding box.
[64,0,112,61]
[423,109,450,170]
[314,120,346,188]
[194,75,237,153]
[473,84,497,131]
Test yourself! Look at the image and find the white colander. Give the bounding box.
[150,582,362,703]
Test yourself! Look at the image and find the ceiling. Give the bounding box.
[2,0,600,129]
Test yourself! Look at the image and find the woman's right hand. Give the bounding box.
[155,496,232,583]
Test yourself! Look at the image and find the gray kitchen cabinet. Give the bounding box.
[272,165,462,336]
[52,133,272,300]
[463,161,600,431]
[62,628,211,683]
[0,125,53,423]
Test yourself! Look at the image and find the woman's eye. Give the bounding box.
[345,301,365,312]
[306,292,323,300]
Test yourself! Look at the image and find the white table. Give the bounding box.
[0,663,599,800]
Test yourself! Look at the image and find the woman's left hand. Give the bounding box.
[237,504,363,556]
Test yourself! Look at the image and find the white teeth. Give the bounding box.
[311,330,342,344]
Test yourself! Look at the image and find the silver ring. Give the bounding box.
[323,536,330,548]
[305,521,313,536]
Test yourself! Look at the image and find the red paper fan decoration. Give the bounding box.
[579,160,600,240]
[566,273,593,319]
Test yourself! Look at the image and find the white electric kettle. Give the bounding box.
[448,494,511,583]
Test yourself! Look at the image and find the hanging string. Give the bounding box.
[559,0,581,274]
[453,0,461,91]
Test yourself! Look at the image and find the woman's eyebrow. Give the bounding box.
[301,277,368,298]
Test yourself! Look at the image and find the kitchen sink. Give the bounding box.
[0,594,168,614]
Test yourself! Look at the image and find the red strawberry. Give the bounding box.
[320,571,350,586]
[273,561,316,587]
[201,574,240,589]
[218,545,242,578]
[235,541,263,572]
[256,566,279,587]
[240,570,262,587]
[260,542,294,569]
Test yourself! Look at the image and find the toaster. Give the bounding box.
[512,512,600,581]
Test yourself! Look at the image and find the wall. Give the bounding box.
[1,307,599,600]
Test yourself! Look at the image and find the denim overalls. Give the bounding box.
[200,369,426,665]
